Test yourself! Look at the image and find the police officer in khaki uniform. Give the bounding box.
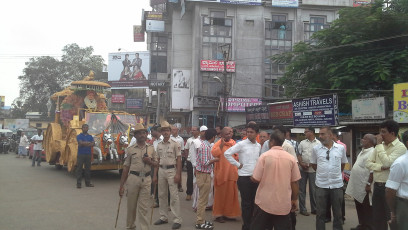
[154,121,183,229]
[119,123,158,230]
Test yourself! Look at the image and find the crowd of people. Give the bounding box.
[73,118,408,230]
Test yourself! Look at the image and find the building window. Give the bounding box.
[198,115,216,128]
[304,16,330,42]
[150,33,168,73]
[199,72,224,97]
[202,11,232,60]
[264,15,292,99]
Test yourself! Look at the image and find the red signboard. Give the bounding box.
[200,60,236,72]
[133,25,145,42]
[111,94,125,103]
[269,102,293,120]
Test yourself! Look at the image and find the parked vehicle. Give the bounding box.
[28,143,46,161]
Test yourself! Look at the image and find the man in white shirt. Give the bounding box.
[17,132,29,158]
[184,126,200,200]
[224,122,260,230]
[346,134,376,230]
[171,126,185,192]
[31,129,44,167]
[386,130,408,230]
[151,125,163,207]
[260,126,296,159]
[311,126,348,230]
[298,126,321,216]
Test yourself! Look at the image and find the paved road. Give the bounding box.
[0,152,359,230]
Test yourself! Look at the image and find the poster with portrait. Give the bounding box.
[108,52,150,89]
[171,69,191,111]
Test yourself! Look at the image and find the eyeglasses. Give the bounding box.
[326,150,330,160]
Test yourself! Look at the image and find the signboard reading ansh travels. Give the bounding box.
[393,83,408,123]
[246,105,269,124]
[200,60,236,72]
[292,94,338,126]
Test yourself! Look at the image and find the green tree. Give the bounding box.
[11,43,105,118]
[273,0,408,111]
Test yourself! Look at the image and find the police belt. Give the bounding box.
[130,171,151,177]
[160,165,175,169]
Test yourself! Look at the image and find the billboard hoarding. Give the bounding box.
[246,105,269,124]
[269,101,293,125]
[146,20,165,32]
[272,0,298,7]
[133,25,145,42]
[221,98,262,112]
[171,69,191,111]
[4,119,30,132]
[146,11,163,20]
[0,96,4,107]
[352,97,386,120]
[394,83,408,123]
[292,94,338,127]
[353,0,371,7]
[108,52,150,89]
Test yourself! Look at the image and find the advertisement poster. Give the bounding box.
[133,25,145,42]
[4,119,29,132]
[0,96,4,107]
[221,98,262,112]
[146,20,165,32]
[292,94,338,127]
[272,0,298,7]
[171,69,191,111]
[108,52,150,89]
[353,0,371,7]
[393,83,408,123]
[352,97,386,120]
[246,105,269,124]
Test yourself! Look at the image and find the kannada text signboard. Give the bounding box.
[269,101,293,125]
[200,60,236,72]
[246,105,269,124]
[292,94,338,127]
[394,83,408,123]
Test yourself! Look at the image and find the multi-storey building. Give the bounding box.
[143,0,352,128]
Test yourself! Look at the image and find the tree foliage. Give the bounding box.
[272,0,408,111]
[11,43,105,118]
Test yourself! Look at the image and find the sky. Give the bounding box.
[0,0,151,106]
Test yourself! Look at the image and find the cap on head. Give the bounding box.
[133,123,147,134]
[159,121,171,131]
[200,126,208,132]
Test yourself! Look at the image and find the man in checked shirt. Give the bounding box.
[195,128,219,229]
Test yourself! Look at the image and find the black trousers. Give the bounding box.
[186,161,194,195]
[326,188,345,221]
[76,154,91,185]
[237,176,258,230]
[354,192,373,229]
[250,204,292,230]
[372,183,393,230]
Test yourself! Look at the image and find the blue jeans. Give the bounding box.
[32,150,42,166]
[299,170,316,213]
[316,187,343,230]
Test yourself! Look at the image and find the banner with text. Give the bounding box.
[269,101,293,125]
[352,97,386,120]
[292,94,338,127]
[393,83,408,123]
[246,105,269,124]
[133,25,145,42]
[221,98,262,112]
[111,94,125,104]
[272,0,298,7]
[126,99,144,109]
[200,60,236,72]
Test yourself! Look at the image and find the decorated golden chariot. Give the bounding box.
[44,71,136,173]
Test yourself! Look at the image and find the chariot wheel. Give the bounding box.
[44,123,62,163]
[65,128,81,173]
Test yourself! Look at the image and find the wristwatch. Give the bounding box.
[366,182,371,186]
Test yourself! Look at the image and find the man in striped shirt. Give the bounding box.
[195,128,219,229]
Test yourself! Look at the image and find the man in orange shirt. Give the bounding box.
[250,129,301,230]
[211,127,241,223]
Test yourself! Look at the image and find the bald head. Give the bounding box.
[362,134,376,148]
[222,127,233,141]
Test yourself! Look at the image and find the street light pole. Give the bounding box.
[222,44,230,127]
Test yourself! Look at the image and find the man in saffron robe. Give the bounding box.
[211,127,241,223]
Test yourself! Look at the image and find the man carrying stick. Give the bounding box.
[119,123,158,230]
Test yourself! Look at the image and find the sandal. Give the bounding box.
[205,221,213,226]
[195,223,214,229]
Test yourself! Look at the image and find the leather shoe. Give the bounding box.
[172,223,181,229]
[76,184,81,189]
[300,211,310,216]
[86,183,94,187]
[215,216,225,223]
[186,195,192,201]
[154,219,168,225]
